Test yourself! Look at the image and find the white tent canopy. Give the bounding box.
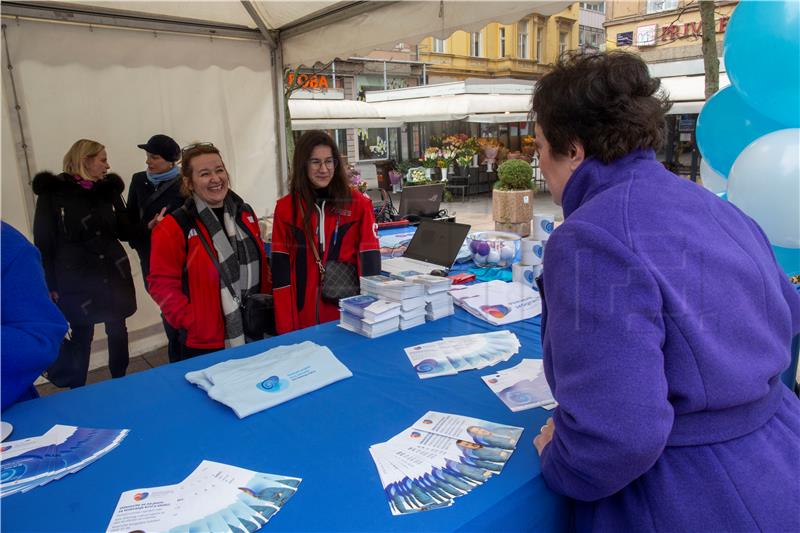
[288,99,403,130]
[3,0,571,365]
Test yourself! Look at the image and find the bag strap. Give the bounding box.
[140,177,179,219]
[298,202,325,278]
[194,222,241,307]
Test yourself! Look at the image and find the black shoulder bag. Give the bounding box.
[299,203,360,304]
[194,226,276,339]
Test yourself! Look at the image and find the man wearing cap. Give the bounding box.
[127,134,184,362]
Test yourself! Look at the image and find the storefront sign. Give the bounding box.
[661,16,729,42]
[617,31,634,46]
[286,72,330,90]
[636,24,658,47]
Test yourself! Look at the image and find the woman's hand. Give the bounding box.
[534,417,555,455]
[147,207,167,230]
[50,291,59,303]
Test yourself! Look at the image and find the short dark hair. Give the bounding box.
[290,130,350,226]
[532,51,671,164]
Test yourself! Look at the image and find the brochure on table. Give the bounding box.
[404,331,521,379]
[1,425,128,498]
[106,460,301,533]
[369,411,524,516]
[450,281,542,325]
[482,359,557,411]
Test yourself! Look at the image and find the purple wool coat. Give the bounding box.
[539,150,800,532]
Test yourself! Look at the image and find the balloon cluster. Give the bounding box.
[695,1,800,275]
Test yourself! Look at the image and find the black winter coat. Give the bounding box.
[126,171,184,281]
[32,171,137,325]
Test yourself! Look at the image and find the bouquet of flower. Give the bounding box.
[422,147,441,169]
[347,164,367,192]
[439,147,458,168]
[407,167,428,183]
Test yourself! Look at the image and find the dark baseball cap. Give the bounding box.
[137,134,180,162]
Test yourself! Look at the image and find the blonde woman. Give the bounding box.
[32,139,136,388]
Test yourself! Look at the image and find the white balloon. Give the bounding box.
[727,128,800,248]
[699,158,728,194]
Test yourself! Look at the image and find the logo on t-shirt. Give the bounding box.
[257,375,289,393]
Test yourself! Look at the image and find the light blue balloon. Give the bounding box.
[724,0,800,126]
[695,86,783,176]
[772,245,800,277]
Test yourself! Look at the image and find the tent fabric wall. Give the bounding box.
[1,18,280,368]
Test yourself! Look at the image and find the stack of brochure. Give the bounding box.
[425,292,454,321]
[339,294,402,337]
[361,275,429,330]
[106,460,300,533]
[404,331,520,379]
[1,425,129,498]
[482,359,557,412]
[369,411,523,516]
[450,281,541,326]
[185,341,352,418]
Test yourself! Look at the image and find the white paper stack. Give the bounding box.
[1,425,129,498]
[369,411,523,516]
[185,341,352,418]
[106,460,301,533]
[361,275,425,301]
[361,275,430,330]
[450,281,541,326]
[404,331,520,379]
[425,292,454,321]
[481,359,557,412]
[338,294,402,337]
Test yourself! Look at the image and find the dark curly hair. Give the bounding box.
[532,51,671,164]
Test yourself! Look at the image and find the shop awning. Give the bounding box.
[370,93,532,123]
[288,98,403,130]
[466,112,531,124]
[659,73,731,115]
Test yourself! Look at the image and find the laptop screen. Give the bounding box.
[398,183,445,218]
[404,219,471,268]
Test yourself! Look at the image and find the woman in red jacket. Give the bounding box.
[148,143,270,360]
[271,131,380,334]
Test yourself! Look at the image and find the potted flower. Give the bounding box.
[422,147,441,179]
[479,138,500,172]
[439,147,457,181]
[492,159,535,236]
[347,164,368,194]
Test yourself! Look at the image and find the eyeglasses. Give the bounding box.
[308,158,338,171]
[181,142,216,155]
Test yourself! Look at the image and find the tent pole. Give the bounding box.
[272,41,289,197]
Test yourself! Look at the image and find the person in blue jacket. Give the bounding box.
[1,222,68,410]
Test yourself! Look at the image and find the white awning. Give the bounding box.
[659,73,731,102]
[291,118,403,130]
[466,112,531,124]
[371,93,532,123]
[288,98,403,130]
[667,101,704,115]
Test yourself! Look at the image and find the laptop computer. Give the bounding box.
[398,183,445,218]
[381,219,471,276]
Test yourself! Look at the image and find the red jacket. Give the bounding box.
[148,198,271,349]
[271,189,380,334]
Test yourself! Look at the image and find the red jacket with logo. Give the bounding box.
[271,189,380,334]
[148,197,271,349]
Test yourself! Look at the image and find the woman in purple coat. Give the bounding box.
[531,52,800,532]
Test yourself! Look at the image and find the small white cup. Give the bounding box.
[533,215,555,240]
[513,263,544,290]
[521,238,545,265]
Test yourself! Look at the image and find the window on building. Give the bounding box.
[433,38,446,53]
[579,25,604,51]
[580,2,605,13]
[470,31,482,57]
[559,31,568,57]
[646,0,678,14]
[535,26,543,61]
[499,28,506,57]
[358,128,392,161]
[518,20,529,59]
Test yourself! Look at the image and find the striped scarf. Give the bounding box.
[194,194,261,347]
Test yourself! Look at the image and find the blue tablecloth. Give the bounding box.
[1,310,568,532]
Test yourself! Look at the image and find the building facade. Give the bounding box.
[417,4,580,82]
[579,2,606,52]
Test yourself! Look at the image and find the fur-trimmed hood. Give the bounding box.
[32,171,125,197]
